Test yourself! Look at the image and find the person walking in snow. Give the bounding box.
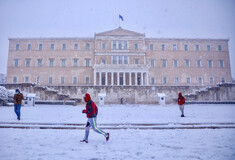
[13,89,24,120]
[80,93,109,143]
[178,92,185,117]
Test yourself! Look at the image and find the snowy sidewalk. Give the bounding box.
[0,104,235,130]
[0,104,235,124]
[1,104,235,160]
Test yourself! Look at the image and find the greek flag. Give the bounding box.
[119,14,124,21]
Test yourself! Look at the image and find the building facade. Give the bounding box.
[7,27,232,86]
[0,73,6,84]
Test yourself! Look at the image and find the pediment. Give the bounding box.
[95,27,145,37]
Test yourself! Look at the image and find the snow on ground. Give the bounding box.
[0,104,235,160]
[0,104,235,124]
[0,128,235,160]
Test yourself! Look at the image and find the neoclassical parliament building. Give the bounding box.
[7,27,232,86]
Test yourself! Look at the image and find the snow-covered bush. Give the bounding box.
[7,90,15,102]
[0,86,8,105]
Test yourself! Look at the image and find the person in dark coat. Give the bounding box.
[178,92,185,117]
[80,93,109,143]
[13,89,24,120]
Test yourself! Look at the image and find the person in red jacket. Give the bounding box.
[80,93,109,143]
[178,92,185,117]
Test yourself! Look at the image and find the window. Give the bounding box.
[221,77,225,83]
[150,59,155,67]
[150,44,154,51]
[85,59,90,67]
[27,44,31,51]
[151,77,155,84]
[102,43,106,50]
[74,59,78,67]
[218,45,222,51]
[124,56,128,64]
[39,44,43,50]
[14,59,19,67]
[134,59,139,65]
[26,59,31,67]
[51,44,54,50]
[37,76,40,84]
[74,43,78,50]
[62,44,66,50]
[208,60,213,68]
[219,60,224,68]
[174,77,179,84]
[113,41,117,49]
[184,44,188,51]
[49,77,53,84]
[113,56,117,64]
[25,77,29,83]
[163,77,167,84]
[162,59,167,67]
[118,56,122,64]
[198,77,203,84]
[185,59,190,67]
[101,59,106,64]
[86,77,90,84]
[16,44,20,50]
[73,77,77,84]
[124,41,128,49]
[210,77,214,84]
[196,44,199,51]
[13,77,17,83]
[61,77,65,84]
[173,59,178,68]
[49,59,54,67]
[197,60,202,68]
[37,59,42,67]
[86,43,90,50]
[134,43,139,50]
[207,45,211,51]
[118,41,122,49]
[61,59,66,67]
[187,77,191,84]
[162,44,165,51]
[173,44,177,51]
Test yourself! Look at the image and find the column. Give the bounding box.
[117,72,120,86]
[146,72,149,85]
[105,72,108,85]
[94,72,96,86]
[129,72,131,85]
[141,72,144,85]
[111,72,114,86]
[135,72,137,85]
[99,72,102,85]
[123,72,126,85]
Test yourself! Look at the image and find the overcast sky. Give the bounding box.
[0,0,234,78]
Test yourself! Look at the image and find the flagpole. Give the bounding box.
[119,15,120,27]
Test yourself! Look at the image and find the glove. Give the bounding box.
[82,110,86,113]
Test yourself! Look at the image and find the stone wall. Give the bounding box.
[1,83,234,104]
[185,83,235,102]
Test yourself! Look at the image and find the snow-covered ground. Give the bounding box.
[0,104,235,160]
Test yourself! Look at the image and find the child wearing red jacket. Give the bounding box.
[178,92,185,117]
[80,93,109,143]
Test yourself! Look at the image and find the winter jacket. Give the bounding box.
[178,92,185,105]
[14,93,24,105]
[83,100,98,118]
[83,93,98,118]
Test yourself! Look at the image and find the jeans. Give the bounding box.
[14,104,21,119]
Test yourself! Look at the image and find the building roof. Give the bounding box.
[95,27,145,37]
